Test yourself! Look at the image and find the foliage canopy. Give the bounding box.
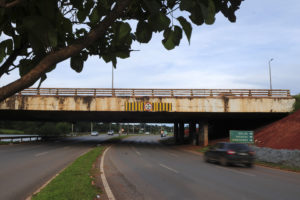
[0,0,243,101]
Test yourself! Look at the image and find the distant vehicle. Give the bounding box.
[91,131,99,136]
[107,130,114,135]
[204,142,255,168]
[145,132,150,135]
[161,131,167,137]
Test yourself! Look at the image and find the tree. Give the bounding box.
[0,0,243,101]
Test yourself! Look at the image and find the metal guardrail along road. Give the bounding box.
[17,88,291,98]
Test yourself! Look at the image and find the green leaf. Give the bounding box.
[112,57,117,68]
[116,50,130,59]
[62,17,73,33]
[77,10,87,23]
[180,0,195,12]
[70,56,84,73]
[19,59,34,77]
[118,22,131,41]
[189,6,204,25]
[143,0,161,15]
[37,74,47,88]
[149,12,171,32]
[135,21,152,43]
[89,7,100,24]
[0,42,5,63]
[162,28,175,50]
[177,16,192,44]
[205,0,216,24]
[48,29,57,47]
[172,26,182,46]
[167,0,177,9]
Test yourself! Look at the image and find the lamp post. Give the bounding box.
[112,65,114,89]
[268,58,274,90]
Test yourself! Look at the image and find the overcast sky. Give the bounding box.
[1,0,300,94]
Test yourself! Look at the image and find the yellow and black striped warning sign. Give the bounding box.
[125,102,172,112]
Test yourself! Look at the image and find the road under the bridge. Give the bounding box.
[0,110,287,143]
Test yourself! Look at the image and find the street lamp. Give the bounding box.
[112,65,114,89]
[268,58,274,90]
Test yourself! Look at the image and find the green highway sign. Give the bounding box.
[230,130,254,144]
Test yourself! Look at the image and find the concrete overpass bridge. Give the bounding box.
[0,88,295,145]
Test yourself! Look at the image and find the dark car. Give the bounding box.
[204,142,255,168]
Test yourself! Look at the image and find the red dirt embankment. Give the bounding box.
[254,110,300,150]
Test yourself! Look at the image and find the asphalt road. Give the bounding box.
[0,134,112,200]
[105,135,300,200]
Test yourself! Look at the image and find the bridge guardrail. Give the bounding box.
[0,136,42,143]
[17,88,291,98]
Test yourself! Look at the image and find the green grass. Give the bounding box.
[32,147,105,200]
[0,129,24,134]
[104,135,130,143]
[255,160,300,173]
[196,145,212,153]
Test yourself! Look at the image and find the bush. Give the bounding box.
[293,94,300,112]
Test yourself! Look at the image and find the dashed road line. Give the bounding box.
[35,151,48,157]
[215,166,256,177]
[159,163,179,174]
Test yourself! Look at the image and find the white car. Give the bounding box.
[107,131,114,135]
[91,131,99,136]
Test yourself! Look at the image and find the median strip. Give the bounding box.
[31,147,104,200]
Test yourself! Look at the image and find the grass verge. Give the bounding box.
[32,146,105,200]
[0,129,24,134]
[255,160,300,173]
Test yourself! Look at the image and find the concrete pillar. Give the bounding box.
[174,122,179,144]
[179,122,184,144]
[203,122,209,146]
[189,122,196,144]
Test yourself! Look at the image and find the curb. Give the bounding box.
[100,146,115,200]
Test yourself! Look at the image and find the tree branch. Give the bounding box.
[0,0,131,102]
[0,0,25,8]
[0,45,25,78]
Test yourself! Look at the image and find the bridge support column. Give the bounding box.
[174,122,179,144]
[189,122,196,144]
[179,122,184,144]
[203,122,209,147]
[197,122,209,146]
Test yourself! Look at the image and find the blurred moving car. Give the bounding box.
[91,131,99,136]
[107,130,114,135]
[204,142,255,168]
[145,132,150,135]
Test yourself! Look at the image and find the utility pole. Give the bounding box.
[268,58,274,90]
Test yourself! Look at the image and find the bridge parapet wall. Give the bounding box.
[0,93,295,113]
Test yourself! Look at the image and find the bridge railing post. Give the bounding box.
[249,90,252,97]
[132,89,135,97]
[56,89,59,96]
[190,89,193,96]
[112,89,115,97]
[75,89,77,96]
[94,89,96,97]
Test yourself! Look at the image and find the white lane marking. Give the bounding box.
[159,163,179,174]
[132,147,142,156]
[35,151,49,157]
[100,146,116,200]
[215,166,256,177]
[168,153,178,157]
